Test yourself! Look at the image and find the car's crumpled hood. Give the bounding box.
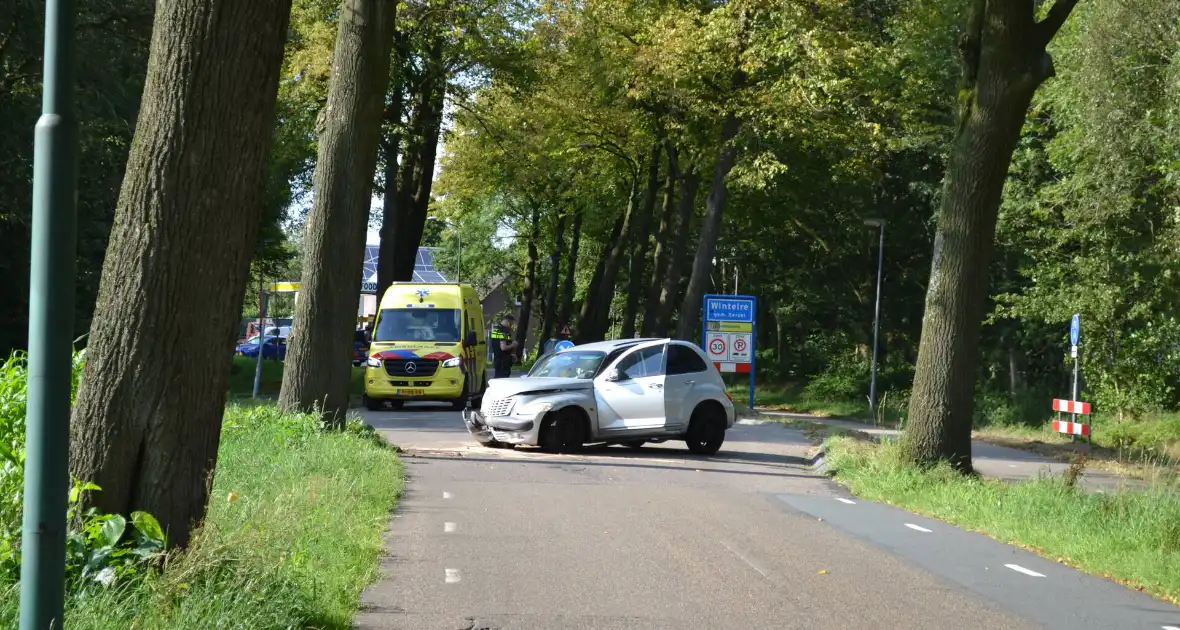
[486,377,593,398]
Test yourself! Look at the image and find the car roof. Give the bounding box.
[561,338,675,353]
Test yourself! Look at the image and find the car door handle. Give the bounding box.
[685,380,695,386]
[647,383,663,389]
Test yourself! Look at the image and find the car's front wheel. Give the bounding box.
[363,394,382,411]
[539,408,586,454]
[685,404,726,455]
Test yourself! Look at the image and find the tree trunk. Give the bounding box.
[68,0,292,549]
[516,207,541,354]
[621,143,662,338]
[539,211,567,344]
[656,166,699,336]
[901,0,1079,471]
[376,78,404,298]
[388,44,445,281]
[558,208,583,329]
[676,113,742,340]
[590,177,639,340]
[642,142,677,337]
[576,210,623,343]
[279,0,396,424]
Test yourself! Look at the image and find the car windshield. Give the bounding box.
[528,351,605,379]
[374,308,461,342]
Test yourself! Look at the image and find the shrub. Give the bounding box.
[0,351,166,593]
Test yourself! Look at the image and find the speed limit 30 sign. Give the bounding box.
[706,332,728,361]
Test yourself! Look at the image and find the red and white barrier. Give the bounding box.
[1052,399,1091,415]
[1053,420,1090,437]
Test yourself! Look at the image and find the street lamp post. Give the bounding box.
[21,0,79,628]
[864,219,885,419]
[252,274,268,399]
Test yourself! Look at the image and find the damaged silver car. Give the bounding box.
[463,338,735,454]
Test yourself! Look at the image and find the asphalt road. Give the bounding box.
[354,402,1179,630]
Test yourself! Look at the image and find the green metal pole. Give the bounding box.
[20,0,79,628]
[253,278,267,398]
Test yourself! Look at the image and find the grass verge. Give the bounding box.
[724,381,870,419]
[825,436,1180,605]
[227,356,366,400]
[0,403,403,629]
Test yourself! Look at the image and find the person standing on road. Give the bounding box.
[490,314,519,379]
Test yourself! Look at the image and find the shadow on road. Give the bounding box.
[402,452,818,480]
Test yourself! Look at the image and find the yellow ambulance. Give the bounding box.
[363,283,487,411]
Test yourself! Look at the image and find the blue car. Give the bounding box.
[236,335,287,360]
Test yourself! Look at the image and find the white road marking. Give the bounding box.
[442,491,453,499]
[1162,626,1180,630]
[719,540,771,580]
[1005,564,1045,577]
[905,523,933,533]
[835,498,856,505]
[445,568,461,583]
[444,521,457,533]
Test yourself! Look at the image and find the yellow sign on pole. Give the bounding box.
[708,321,753,333]
[268,281,301,292]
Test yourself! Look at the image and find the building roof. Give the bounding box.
[362,245,448,284]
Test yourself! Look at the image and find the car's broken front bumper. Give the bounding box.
[463,409,535,445]
[462,408,495,443]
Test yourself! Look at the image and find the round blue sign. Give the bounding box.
[554,340,575,352]
[1070,313,1080,346]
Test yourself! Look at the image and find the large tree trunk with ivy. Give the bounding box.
[642,142,678,337]
[589,179,639,340]
[376,75,405,299]
[576,209,623,344]
[621,143,662,338]
[516,207,542,354]
[676,113,742,340]
[558,208,583,329]
[901,0,1080,471]
[279,0,396,424]
[539,212,567,344]
[69,0,293,549]
[385,40,446,282]
[657,165,698,336]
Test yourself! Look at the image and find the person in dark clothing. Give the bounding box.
[490,314,519,378]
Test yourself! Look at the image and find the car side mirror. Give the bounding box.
[464,330,477,347]
[605,369,622,382]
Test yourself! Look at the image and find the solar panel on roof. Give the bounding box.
[357,246,447,285]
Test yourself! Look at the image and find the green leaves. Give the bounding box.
[131,511,167,547]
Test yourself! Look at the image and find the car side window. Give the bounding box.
[667,344,708,375]
[615,345,665,380]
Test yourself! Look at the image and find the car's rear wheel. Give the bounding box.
[540,408,586,454]
[685,404,726,455]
